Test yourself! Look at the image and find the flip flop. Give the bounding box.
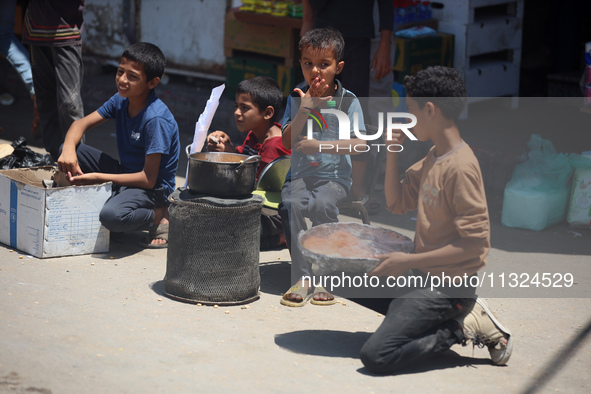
[141,222,169,249]
[310,286,337,306]
[280,284,312,307]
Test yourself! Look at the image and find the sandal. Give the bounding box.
[280,284,312,307]
[310,286,337,306]
[141,222,169,249]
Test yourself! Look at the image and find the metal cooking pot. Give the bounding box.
[186,146,261,197]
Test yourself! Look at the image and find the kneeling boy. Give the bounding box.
[57,42,180,248]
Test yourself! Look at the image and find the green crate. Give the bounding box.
[393,32,454,78]
[226,55,303,98]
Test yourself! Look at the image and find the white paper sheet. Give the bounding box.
[184,83,225,187]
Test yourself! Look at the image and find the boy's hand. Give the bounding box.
[206,131,233,152]
[57,149,84,177]
[66,172,103,186]
[294,135,320,155]
[385,122,409,148]
[371,33,392,81]
[294,77,332,109]
[369,252,412,278]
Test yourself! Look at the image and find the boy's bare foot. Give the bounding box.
[141,206,169,248]
[280,281,336,306]
[310,286,336,305]
[281,280,312,307]
[149,217,168,247]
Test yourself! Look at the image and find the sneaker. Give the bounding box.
[456,297,513,365]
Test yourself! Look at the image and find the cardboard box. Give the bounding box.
[393,32,454,78]
[226,55,303,98]
[0,167,111,258]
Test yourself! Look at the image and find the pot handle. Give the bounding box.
[235,155,261,172]
[185,144,192,159]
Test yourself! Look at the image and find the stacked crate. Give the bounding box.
[224,10,303,98]
[431,0,524,98]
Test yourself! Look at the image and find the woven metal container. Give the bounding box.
[164,189,264,305]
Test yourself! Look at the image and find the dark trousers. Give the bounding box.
[351,285,476,375]
[31,44,84,161]
[340,37,371,98]
[74,143,168,233]
[279,178,348,282]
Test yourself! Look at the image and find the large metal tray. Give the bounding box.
[297,222,414,275]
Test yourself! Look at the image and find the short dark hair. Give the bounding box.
[299,27,345,63]
[121,42,166,82]
[403,66,467,120]
[236,76,283,123]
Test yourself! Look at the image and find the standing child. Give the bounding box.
[207,76,291,250]
[279,27,366,307]
[23,0,85,160]
[57,42,180,248]
[353,66,512,374]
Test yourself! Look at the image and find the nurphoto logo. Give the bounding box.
[305,108,418,153]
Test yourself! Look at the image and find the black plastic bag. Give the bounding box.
[0,137,54,170]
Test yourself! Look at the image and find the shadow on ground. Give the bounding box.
[275,329,491,374]
[259,259,291,296]
[102,231,151,258]
[275,329,371,359]
[147,260,292,300]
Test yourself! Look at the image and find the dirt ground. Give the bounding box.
[1,63,591,393]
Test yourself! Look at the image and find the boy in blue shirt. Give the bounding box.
[58,42,180,248]
[280,28,366,306]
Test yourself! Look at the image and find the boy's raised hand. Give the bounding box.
[385,122,409,148]
[206,131,234,153]
[294,76,332,108]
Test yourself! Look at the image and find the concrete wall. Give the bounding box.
[84,0,130,59]
[84,0,229,75]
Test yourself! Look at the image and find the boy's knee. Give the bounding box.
[309,199,338,222]
[360,338,399,375]
[99,205,122,232]
[279,195,306,216]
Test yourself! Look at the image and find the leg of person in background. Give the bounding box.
[342,36,375,201]
[350,154,369,201]
[368,14,396,125]
[0,0,37,133]
[340,37,371,98]
[260,214,286,251]
[54,44,84,161]
[30,45,59,159]
[31,44,84,162]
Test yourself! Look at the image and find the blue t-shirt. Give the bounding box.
[281,80,365,190]
[97,91,180,197]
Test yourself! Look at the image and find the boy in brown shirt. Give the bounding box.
[354,66,512,374]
